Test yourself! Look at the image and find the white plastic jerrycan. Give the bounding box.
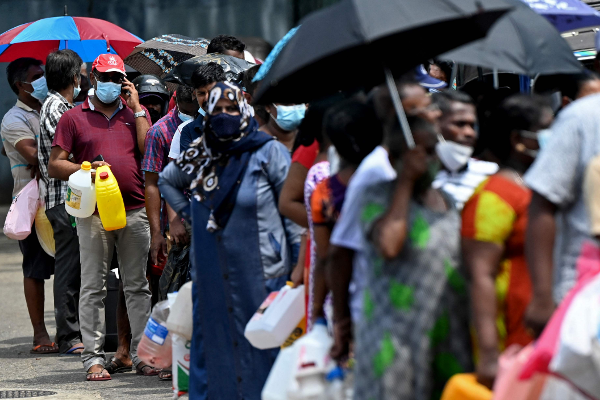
[65,161,96,218]
[245,282,305,349]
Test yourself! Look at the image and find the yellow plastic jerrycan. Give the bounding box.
[440,373,492,400]
[95,165,126,231]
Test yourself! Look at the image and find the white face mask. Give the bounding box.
[435,136,473,172]
[328,146,341,175]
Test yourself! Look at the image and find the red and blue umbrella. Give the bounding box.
[0,16,143,63]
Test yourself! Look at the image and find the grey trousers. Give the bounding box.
[76,208,151,371]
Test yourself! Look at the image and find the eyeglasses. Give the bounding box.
[93,72,124,84]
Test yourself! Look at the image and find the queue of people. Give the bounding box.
[4,30,600,400]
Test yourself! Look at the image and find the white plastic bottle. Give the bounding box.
[324,367,345,400]
[287,318,334,400]
[138,300,172,369]
[65,161,96,218]
[166,282,193,340]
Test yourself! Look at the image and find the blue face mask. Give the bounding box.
[198,107,207,117]
[537,129,551,149]
[273,104,306,131]
[208,113,242,140]
[95,81,121,104]
[178,110,193,122]
[24,76,48,102]
[73,85,81,100]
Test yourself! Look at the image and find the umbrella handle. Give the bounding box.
[103,33,110,53]
[384,67,415,149]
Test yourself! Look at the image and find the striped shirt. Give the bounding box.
[433,158,499,210]
[38,90,74,210]
[1,100,40,197]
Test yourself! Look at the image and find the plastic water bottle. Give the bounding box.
[137,300,172,369]
[95,165,126,231]
[287,318,334,400]
[166,282,193,341]
[65,161,96,218]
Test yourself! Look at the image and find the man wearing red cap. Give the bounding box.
[48,54,154,381]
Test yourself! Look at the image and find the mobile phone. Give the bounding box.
[91,155,104,162]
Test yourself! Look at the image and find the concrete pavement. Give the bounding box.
[0,206,175,399]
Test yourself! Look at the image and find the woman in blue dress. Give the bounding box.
[159,81,302,399]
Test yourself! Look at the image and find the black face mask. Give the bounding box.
[148,108,162,125]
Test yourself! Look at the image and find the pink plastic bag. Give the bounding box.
[3,179,38,240]
[520,241,600,380]
[493,344,547,400]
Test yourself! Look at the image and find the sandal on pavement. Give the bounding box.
[86,365,111,381]
[105,357,132,374]
[30,342,59,354]
[136,363,159,376]
[158,369,172,381]
[59,344,84,357]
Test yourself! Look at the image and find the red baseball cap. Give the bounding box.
[91,54,126,75]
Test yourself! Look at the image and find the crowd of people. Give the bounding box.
[3,30,600,399]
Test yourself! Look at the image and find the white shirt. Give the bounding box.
[433,158,498,210]
[330,146,397,322]
[168,119,193,159]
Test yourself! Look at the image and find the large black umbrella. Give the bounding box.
[164,53,255,87]
[440,0,582,76]
[254,0,512,106]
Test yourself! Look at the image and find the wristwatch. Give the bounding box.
[134,110,147,118]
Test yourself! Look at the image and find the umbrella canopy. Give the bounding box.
[441,0,583,76]
[254,0,511,105]
[524,0,600,32]
[0,17,142,63]
[124,34,210,77]
[164,53,255,87]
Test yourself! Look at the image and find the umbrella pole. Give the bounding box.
[384,68,415,149]
[493,68,499,89]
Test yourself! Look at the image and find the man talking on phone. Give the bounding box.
[48,54,154,381]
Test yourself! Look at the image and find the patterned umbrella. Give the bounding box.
[124,34,210,78]
[0,16,142,62]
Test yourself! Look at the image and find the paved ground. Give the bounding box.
[0,206,175,399]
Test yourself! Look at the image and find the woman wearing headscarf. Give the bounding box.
[158,81,302,400]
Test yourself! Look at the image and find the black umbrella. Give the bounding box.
[440,0,582,76]
[254,0,511,106]
[164,53,255,87]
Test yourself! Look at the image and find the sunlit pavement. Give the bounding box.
[0,206,175,399]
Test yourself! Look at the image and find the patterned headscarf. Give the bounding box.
[176,81,272,231]
[203,81,255,142]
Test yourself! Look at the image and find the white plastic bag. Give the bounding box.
[172,333,191,398]
[550,273,600,397]
[3,179,38,240]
